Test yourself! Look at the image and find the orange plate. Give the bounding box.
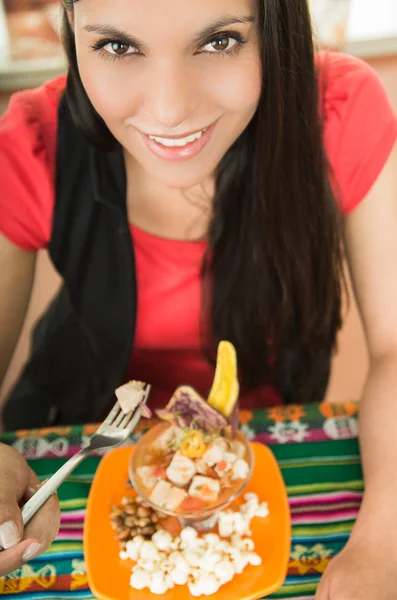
[84,443,291,600]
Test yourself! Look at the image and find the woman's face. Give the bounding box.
[74,0,262,189]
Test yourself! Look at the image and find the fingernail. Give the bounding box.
[22,542,41,563]
[0,521,21,549]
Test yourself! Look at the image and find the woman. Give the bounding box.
[0,0,397,595]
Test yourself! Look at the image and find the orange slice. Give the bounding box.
[207,341,239,418]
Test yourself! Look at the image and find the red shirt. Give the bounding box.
[1,52,397,410]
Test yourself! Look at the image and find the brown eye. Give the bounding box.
[102,41,137,56]
[111,42,130,55]
[210,37,230,51]
[203,36,238,54]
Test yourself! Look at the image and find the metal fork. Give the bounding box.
[21,384,151,526]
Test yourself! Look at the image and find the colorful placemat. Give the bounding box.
[0,401,362,599]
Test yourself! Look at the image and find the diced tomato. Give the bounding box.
[206,467,217,478]
[153,466,167,479]
[216,461,227,473]
[179,497,206,512]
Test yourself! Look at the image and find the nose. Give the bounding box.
[145,60,197,130]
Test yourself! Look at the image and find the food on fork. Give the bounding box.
[115,380,152,417]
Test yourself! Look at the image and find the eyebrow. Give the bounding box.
[192,15,256,43]
[83,14,256,48]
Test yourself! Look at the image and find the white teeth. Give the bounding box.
[148,128,207,148]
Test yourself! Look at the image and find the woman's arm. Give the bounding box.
[0,233,36,417]
[315,141,397,600]
[343,139,397,529]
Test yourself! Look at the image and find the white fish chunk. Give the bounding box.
[188,476,220,503]
[150,480,188,511]
[223,451,238,463]
[231,459,250,480]
[136,466,158,490]
[214,461,233,478]
[166,453,196,487]
[201,444,225,467]
[115,380,146,415]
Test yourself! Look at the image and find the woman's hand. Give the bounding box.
[0,443,60,576]
[315,524,397,600]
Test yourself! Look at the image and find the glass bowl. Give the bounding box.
[128,422,254,531]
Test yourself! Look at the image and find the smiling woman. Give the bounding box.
[60,0,343,408]
[0,0,397,589]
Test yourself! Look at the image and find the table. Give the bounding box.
[0,400,362,599]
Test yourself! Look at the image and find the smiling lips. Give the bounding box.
[139,121,216,161]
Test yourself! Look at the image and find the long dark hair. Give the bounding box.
[62,0,344,404]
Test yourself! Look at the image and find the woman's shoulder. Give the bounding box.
[0,76,66,251]
[317,51,397,213]
[0,75,66,162]
[317,51,393,129]
[317,50,376,85]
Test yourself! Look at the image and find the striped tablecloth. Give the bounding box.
[0,400,362,599]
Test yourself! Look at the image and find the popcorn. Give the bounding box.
[246,552,262,566]
[168,551,189,570]
[125,538,142,561]
[139,541,160,562]
[139,559,158,573]
[122,492,270,596]
[256,502,269,518]
[188,572,220,596]
[203,533,220,547]
[169,536,181,550]
[152,529,173,551]
[130,567,151,590]
[214,559,235,584]
[218,510,235,538]
[170,566,189,585]
[218,510,250,537]
[180,526,198,544]
[244,492,259,503]
[231,534,255,552]
[149,571,169,595]
[201,551,223,572]
[184,548,206,567]
[233,512,251,535]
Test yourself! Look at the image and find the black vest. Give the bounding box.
[3,96,137,430]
